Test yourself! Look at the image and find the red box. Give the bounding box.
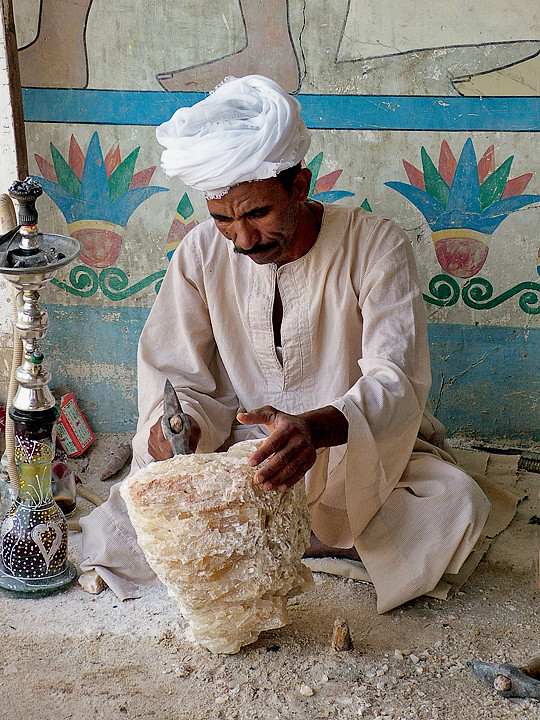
[56,392,95,457]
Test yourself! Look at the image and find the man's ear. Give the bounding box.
[291,167,312,202]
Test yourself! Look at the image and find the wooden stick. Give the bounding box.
[76,485,104,506]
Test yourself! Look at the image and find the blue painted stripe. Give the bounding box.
[428,323,540,443]
[43,305,150,433]
[23,89,540,131]
[42,304,540,442]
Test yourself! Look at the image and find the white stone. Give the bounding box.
[78,568,106,595]
[120,440,313,654]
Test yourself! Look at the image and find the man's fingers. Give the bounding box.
[237,406,317,489]
[255,445,315,488]
[277,460,314,492]
[253,434,302,479]
[148,417,174,461]
[248,428,292,467]
[261,459,314,493]
[237,405,278,427]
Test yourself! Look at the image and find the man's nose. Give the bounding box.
[232,219,259,250]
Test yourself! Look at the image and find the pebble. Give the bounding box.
[394,650,404,660]
[409,654,420,664]
[78,569,106,595]
[229,675,248,686]
[174,664,192,678]
[299,683,314,696]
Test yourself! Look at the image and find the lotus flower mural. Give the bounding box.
[386,139,540,279]
[305,152,355,204]
[166,193,198,260]
[33,133,168,268]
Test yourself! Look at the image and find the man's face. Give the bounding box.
[207,173,309,266]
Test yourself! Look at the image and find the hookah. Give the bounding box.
[0,178,81,595]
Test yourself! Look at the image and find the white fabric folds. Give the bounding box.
[156,75,311,198]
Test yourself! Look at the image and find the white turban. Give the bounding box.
[156,75,311,198]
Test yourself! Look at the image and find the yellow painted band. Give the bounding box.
[431,228,490,244]
[67,219,123,233]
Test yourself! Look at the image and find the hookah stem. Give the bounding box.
[0,194,21,493]
[6,285,21,493]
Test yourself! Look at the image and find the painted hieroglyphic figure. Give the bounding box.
[15,0,540,94]
[453,54,540,96]
[156,0,301,92]
[17,0,301,92]
[336,0,539,96]
[18,0,94,88]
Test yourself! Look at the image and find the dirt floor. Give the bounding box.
[1,433,539,720]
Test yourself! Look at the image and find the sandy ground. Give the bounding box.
[1,434,539,720]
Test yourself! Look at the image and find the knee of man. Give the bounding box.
[445,463,491,534]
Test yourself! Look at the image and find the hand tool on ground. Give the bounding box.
[468,657,540,698]
[100,441,133,480]
[161,379,191,456]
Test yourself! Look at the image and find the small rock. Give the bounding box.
[409,654,420,664]
[78,569,106,595]
[494,675,512,692]
[332,617,353,651]
[299,683,314,696]
[394,650,404,660]
[174,664,193,678]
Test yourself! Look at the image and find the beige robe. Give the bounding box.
[81,204,490,611]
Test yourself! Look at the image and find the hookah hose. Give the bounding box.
[0,193,21,492]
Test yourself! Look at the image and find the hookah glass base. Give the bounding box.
[0,560,78,597]
[0,407,77,597]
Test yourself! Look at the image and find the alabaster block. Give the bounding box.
[120,440,313,653]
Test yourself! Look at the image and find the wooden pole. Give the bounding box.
[1,0,28,179]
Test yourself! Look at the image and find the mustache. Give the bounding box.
[233,241,279,256]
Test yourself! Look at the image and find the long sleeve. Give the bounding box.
[133,231,240,467]
[308,214,432,542]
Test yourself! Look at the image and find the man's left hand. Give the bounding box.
[236,404,348,492]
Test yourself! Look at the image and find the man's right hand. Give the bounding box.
[148,415,201,460]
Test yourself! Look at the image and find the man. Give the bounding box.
[81,75,490,612]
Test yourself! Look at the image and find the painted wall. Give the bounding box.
[6,0,540,443]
